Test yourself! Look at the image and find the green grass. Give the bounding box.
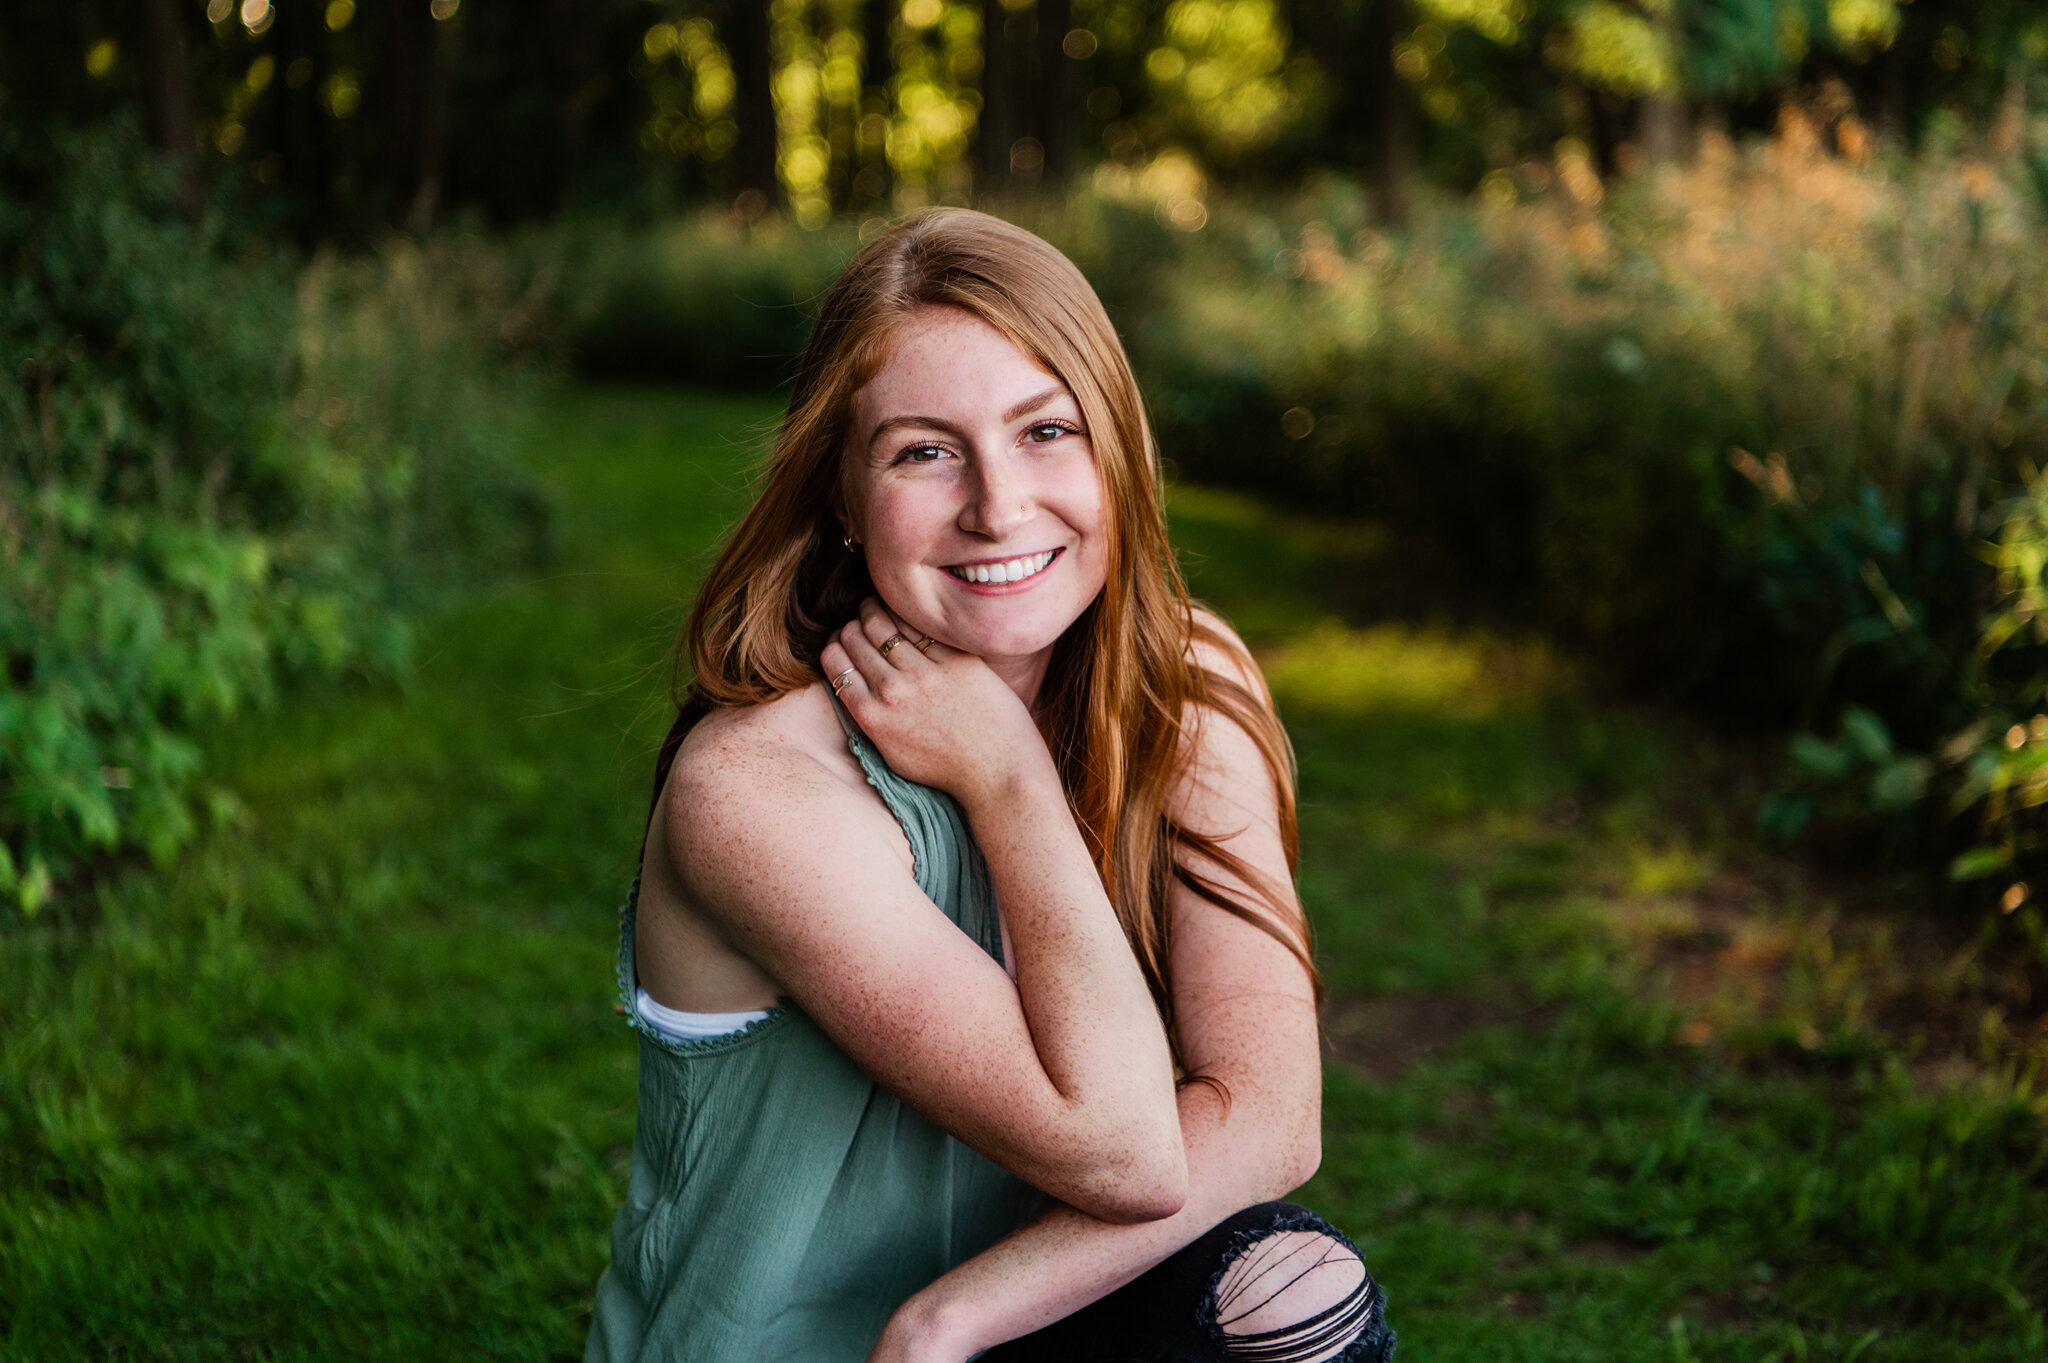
[3,390,2044,1360]
[1170,487,2048,1361]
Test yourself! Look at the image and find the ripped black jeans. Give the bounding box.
[980,1202,1396,1363]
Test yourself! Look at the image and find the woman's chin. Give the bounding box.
[943,623,1069,663]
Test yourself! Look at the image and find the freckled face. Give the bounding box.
[841,307,1110,670]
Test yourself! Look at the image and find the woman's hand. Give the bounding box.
[819,597,1052,809]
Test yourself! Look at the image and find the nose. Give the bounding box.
[959,450,1032,540]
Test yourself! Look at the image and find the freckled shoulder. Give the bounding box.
[658,684,910,910]
[1172,606,1291,829]
[1169,609,1311,996]
[1187,605,1275,710]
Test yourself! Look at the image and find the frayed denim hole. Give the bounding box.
[1197,1211,1349,1333]
[1199,1213,1397,1363]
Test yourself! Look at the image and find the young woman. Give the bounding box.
[585,209,1395,1363]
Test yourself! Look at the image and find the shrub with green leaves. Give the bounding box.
[545,116,2048,926]
[0,127,544,915]
[561,215,856,390]
[1930,465,2048,946]
[1108,121,2048,917]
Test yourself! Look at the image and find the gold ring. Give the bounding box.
[831,667,857,692]
[877,634,907,658]
[913,635,936,655]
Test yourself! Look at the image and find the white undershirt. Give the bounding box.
[634,986,771,1042]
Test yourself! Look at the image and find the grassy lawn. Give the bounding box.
[4,387,2043,1360]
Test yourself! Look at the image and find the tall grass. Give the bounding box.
[542,106,2048,932]
[1139,105,2047,716]
[1124,103,2048,921]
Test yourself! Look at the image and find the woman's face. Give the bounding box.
[841,306,1110,678]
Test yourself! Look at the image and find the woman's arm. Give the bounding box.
[867,620,1323,1359]
[666,607,1185,1223]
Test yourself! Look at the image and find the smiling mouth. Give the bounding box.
[946,548,1060,585]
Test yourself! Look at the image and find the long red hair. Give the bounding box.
[652,208,1316,1043]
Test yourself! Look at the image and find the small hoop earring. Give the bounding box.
[842,531,857,552]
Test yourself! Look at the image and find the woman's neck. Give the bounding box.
[985,649,1054,715]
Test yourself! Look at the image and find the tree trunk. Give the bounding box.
[729,0,779,206]
[1366,0,1410,226]
[1636,93,1685,164]
[1994,55,2027,154]
[1633,1,1684,164]
[272,0,330,244]
[138,0,194,156]
[138,0,198,211]
[1292,0,1357,166]
[383,0,446,230]
[977,0,1014,195]
[1035,0,1072,183]
[860,0,896,206]
[1587,87,1624,177]
[1296,0,1342,64]
[549,0,602,208]
[1874,41,1904,138]
[826,8,856,210]
[416,17,448,230]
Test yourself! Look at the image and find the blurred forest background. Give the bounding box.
[12,0,2048,917]
[8,1,2048,1357]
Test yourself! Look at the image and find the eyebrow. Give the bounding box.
[1002,385,1069,423]
[864,385,1073,451]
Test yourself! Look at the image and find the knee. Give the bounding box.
[1209,1228,1393,1363]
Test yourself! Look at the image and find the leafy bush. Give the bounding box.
[1934,466,2048,944]
[537,111,2048,920]
[1108,114,2048,912]
[1132,124,2040,699]
[0,127,545,914]
[560,215,856,390]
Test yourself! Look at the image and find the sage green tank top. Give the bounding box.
[584,704,1043,1363]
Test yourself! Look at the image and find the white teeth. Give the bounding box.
[951,550,1055,585]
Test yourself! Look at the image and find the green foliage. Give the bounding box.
[1144,0,1317,165]
[565,162,2048,917]
[6,386,2041,1358]
[0,388,763,1358]
[547,119,2048,922]
[0,126,544,914]
[1939,466,2048,922]
[1767,705,1932,840]
[1111,126,2048,902]
[561,216,857,390]
[10,0,2048,252]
